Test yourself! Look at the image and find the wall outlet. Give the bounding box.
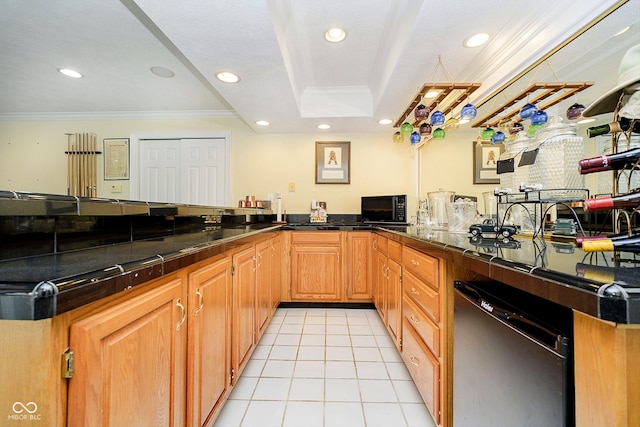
[110,184,122,193]
[288,181,296,192]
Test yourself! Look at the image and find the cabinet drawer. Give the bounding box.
[374,234,388,252]
[402,246,439,290]
[402,318,440,425]
[388,239,402,262]
[290,231,342,245]
[403,295,439,356]
[403,270,440,324]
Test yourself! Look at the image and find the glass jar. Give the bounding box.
[498,131,534,196]
[427,190,455,229]
[528,116,584,199]
[497,132,538,232]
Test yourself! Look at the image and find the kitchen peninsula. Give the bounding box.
[0,192,638,427]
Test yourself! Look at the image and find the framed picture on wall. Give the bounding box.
[315,141,350,184]
[473,141,503,184]
[104,138,130,180]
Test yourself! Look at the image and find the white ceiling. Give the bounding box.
[1,0,638,133]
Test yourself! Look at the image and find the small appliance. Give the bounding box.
[360,195,407,224]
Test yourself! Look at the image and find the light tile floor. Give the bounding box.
[213,307,437,427]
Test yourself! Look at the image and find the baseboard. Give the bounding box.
[277,301,375,310]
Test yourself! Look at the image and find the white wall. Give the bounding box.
[0,116,413,214]
[0,116,601,216]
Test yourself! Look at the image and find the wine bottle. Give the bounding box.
[579,146,640,174]
[581,234,640,253]
[576,262,640,282]
[587,117,640,138]
[584,190,640,211]
[575,231,639,247]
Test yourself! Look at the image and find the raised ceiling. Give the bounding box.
[0,0,637,133]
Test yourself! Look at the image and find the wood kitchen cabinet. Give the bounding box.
[270,234,283,310]
[373,234,387,321]
[290,231,343,301]
[372,233,402,349]
[346,231,372,301]
[68,273,187,427]
[401,245,446,427]
[187,256,232,427]
[256,239,272,339]
[232,245,257,381]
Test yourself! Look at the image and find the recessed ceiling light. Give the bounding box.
[577,118,596,125]
[458,118,470,124]
[150,66,175,78]
[255,120,270,126]
[324,27,347,43]
[463,33,490,48]
[216,71,240,83]
[424,90,439,99]
[58,68,83,79]
[614,25,631,37]
[378,119,393,125]
[317,124,331,130]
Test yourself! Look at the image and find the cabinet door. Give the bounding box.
[68,276,187,427]
[374,249,388,322]
[290,245,342,301]
[232,246,256,381]
[256,240,272,339]
[188,257,232,427]
[270,235,282,310]
[346,231,372,301]
[386,258,402,350]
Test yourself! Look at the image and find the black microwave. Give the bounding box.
[361,195,407,224]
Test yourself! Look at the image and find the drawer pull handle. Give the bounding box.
[410,315,420,324]
[410,355,420,366]
[410,287,420,295]
[176,298,186,331]
[195,288,204,317]
[411,259,419,266]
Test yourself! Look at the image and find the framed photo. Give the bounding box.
[104,138,130,180]
[473,141,504,184]
[315,141,350,184]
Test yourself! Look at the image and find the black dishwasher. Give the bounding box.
[453,280,574,427]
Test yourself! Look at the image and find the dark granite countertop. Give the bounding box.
[375,226,640,324]
[0,224,279,320]
[2,222,639,323]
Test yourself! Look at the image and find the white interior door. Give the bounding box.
[139,139,181,203]
[180,138,226,206]
[137,137,228,205]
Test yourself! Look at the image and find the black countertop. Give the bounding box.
[1,223,639,323]
[0,224,279,320]
[380,226,640,324]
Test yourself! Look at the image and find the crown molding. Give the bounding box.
[0,110,237,121]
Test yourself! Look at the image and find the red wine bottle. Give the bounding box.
[579,146,640,174]
[575,232,639,247]
[581,234,640,253]
[584,191,640,211]
[587,117,640,138]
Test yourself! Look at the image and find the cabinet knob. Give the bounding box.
[411,259,419,266]
[410,315,420,324]
[410,355,420,366]
[410,287,420,295]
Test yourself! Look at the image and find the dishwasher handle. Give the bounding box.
[454,281,566,355]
